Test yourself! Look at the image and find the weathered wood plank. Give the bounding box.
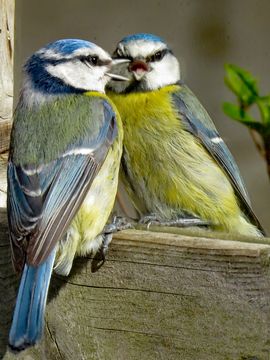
[0,0,14,153]
[1,208,270,360]
[0,153,8,207]
[0,210,18,360]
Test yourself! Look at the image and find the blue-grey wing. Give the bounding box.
[172,84,264,234]
[8,100,118,271]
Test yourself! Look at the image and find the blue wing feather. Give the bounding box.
[8,97,118,270]
[8,97,118,351]
[172,84,264,234]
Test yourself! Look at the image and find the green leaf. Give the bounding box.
[224,64,259,105]
[256,96,270,125]
[223,102,265,133]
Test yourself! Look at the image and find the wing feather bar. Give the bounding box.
[28,155,99,265]
[8,96,119,270]
[172,86,265,234]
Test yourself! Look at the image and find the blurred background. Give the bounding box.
[15,0,270,232]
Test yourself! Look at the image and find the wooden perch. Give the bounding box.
[1,207,270,359]
[0,154,270,359]
[0,0,14,153]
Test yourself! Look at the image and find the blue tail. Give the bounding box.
[9,250,56,352]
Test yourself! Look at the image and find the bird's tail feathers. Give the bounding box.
[8,249,56,352]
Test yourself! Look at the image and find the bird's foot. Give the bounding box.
[92,216,133,271]
[138,213,162,226]
[103,215,134,234]
[92,233,113,272]
[98,233,113,262]
[139,213,210,229]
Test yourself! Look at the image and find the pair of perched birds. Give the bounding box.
[8,33,265,351]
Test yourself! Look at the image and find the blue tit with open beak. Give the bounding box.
[8,38,129,352]
[107,33,265,237]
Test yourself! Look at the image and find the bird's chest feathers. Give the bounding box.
[110,86,186,167]
[110,86,224,216]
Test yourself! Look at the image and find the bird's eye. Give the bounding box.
[154,51,162,61]
[87,55,98,65]
[90,56,98,65]
[80,55,99,66]
[147,50,165,63]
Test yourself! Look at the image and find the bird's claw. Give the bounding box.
[103,216,133,234]
[138,213,162,228]
[92,233,113,272]
[139,213,210,229]
[92,216,133,272]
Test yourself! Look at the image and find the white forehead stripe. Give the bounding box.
[119,40,167,58]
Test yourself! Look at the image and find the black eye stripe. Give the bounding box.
[45,55,107,66]
[78,55,100,65]
[111,48,172,63]
[147,49,170,62]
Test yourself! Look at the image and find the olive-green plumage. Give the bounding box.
[54,92,123,275]
[9,91,123,273]
[108,84,263,237]
[11,94,105,166]
[8,38,126,352]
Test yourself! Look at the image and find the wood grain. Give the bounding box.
[1,208,270,360]
[0,0,14,153]
[0,153,8,208]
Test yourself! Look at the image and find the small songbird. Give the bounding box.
[8,39,128,351]
[107,33,265,237]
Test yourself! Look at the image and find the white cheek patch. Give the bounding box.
[46,62,92,88]
[146,54,180,90]
[46,62,107,92]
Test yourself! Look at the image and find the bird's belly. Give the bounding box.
[109,88,261,237]
[121,124,238,222]
[55,145,121,275]
[72,147,120,252]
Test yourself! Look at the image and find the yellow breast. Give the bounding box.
[108,86,241,230]
[54,93,123,275]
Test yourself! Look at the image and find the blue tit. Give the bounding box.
[107,33,265,237]
[8,39,128,351]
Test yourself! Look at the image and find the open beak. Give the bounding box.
[132,69,146,81]
[106,73,130,81]
[128,60,149,81]
[106,58,131,81]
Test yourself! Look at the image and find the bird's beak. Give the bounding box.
[106,73,130,81]
[106,58,131,81]
[111,58,131,65]
[128,60,149,81]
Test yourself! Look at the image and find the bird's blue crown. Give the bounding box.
[120,33,165,44]
[42,39,95,55]
[24,39,95,95]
